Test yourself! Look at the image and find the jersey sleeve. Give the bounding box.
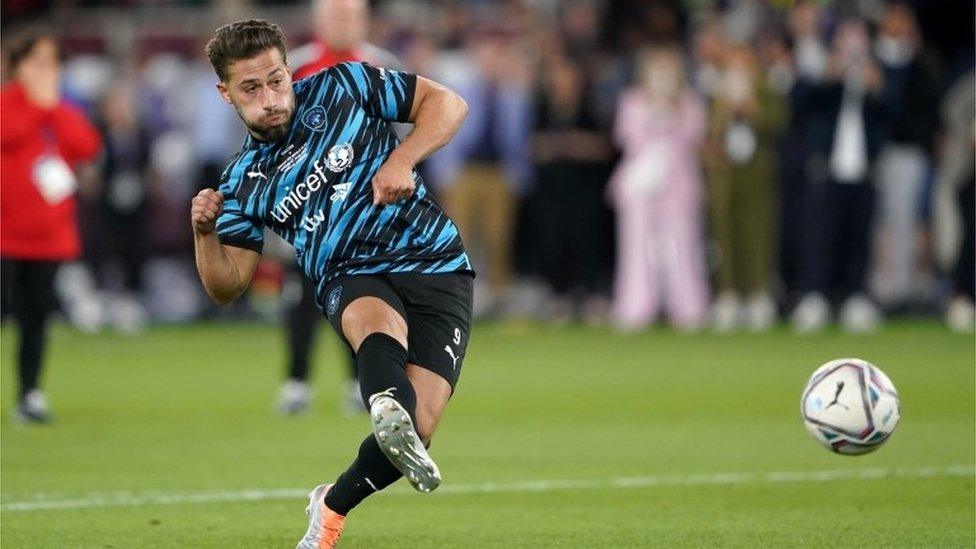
[215,161,264,253]
[329,61,417,122]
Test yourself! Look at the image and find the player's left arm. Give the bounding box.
[371,76,468,205]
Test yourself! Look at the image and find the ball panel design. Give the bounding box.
[801,358,900,455]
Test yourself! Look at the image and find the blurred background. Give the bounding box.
[2,0,973,335]
[1,3,974,545]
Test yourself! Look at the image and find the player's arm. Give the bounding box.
[191,189,261,305]
[372,76,468,205]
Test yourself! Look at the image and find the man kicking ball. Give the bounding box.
[192,20,472,548]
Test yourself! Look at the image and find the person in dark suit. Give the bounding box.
[790,18,890,333]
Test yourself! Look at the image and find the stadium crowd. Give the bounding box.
[3,0,974,335]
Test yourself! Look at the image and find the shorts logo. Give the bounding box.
[326,143,354,172]
[327,285,342,316]
[444,345,460,369]
[301,106,327,132]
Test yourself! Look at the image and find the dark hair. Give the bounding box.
[205,19,287,82]
[4,25,58,73]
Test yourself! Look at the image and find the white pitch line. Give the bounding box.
[1,465,972,513]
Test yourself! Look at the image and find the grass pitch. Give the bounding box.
[1,321,973,547]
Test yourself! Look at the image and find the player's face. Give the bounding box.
[218,48,295,143]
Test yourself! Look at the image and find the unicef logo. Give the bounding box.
[326,143,354,173]
[301,106,327,132]
[327,285,343,316]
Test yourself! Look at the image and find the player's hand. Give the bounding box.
[191,189,224,235]
[371,158,415,206]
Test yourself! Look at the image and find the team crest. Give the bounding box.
[301,106,327,132]
[326,143,354,173]
[327,285,343,316]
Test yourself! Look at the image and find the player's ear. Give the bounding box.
[216,81,232,105]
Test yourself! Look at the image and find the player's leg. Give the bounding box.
[383,271,472,450]
[298,279,416,548]
[298,273,471,548]
[340,295,416,421]
[404,364,452,445]
[340,294,445,491]
[286,274,319,382]
[314,277,421,512]
[279,270,319,415]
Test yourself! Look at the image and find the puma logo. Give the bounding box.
[825,381,849,410]
[247,167,268,180]
[444,345,459,369]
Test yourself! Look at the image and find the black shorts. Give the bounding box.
[322,272,474,390]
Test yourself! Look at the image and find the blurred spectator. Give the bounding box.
[704,44,784,332]
[790,1,829,82]
[89,80,152,333]
[3,0,968,332]
[607,46,709,331]
[791,18,889,333]
[290,0,399,79]
[530,56,614,322]
[428,32,532,317]
[870,2,942,309]
[933,70,975,333]
[778,1,827,304]
[1,28,102,422]
[601,0,687,53]
[191,58,245,197]
[691,18,725,100]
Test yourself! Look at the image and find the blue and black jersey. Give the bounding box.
[215,62,471,308]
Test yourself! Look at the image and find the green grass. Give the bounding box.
[1,321,973,547]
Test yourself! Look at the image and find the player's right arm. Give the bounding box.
[191,188,261,305]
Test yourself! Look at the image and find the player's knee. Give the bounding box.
[355,323,403,350]
[342,299,407,350]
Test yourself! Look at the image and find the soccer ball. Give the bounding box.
[800,358,900,455]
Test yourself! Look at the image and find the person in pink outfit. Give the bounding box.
[608,46,709,331]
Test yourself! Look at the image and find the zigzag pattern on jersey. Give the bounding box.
[214,61,470,306]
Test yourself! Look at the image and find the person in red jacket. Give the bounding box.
[1,28,102,423]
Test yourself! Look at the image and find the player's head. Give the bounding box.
[205,19,296,143]
[312,0,368,50]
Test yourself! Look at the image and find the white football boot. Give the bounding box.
[368,393,440,492]
[295,484,344,549]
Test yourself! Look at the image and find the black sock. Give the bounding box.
[322,332,416,515]
[355,332,416,422]
[324,435,403,515]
